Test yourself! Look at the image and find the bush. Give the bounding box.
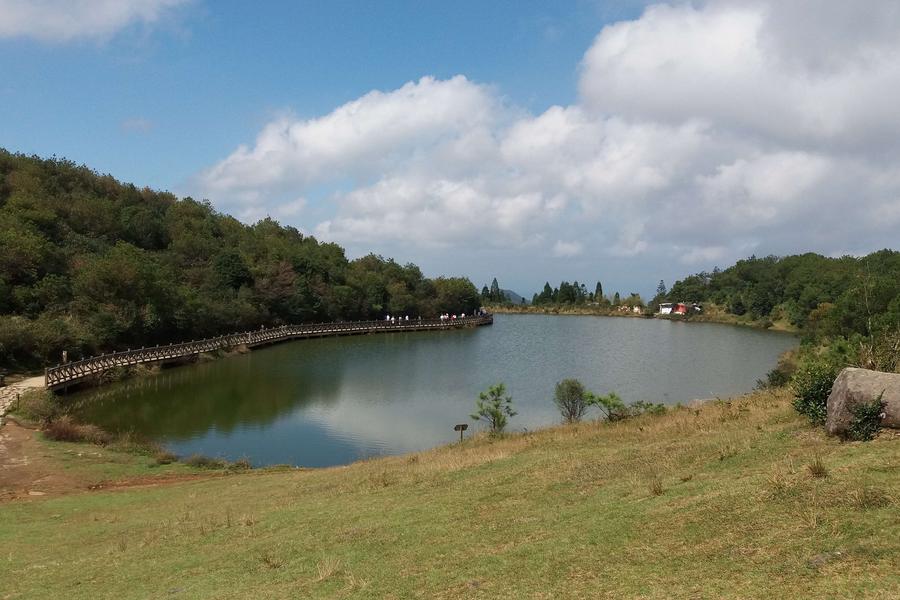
[757,351,797,389]
[15,389,62,425]
[608,400,666,421]
[154,450,178,465]
[791,356,839,425]
[586,391,625,420]
[228,457,252,471]
[554,379,589,423]
[471,383,516,435]
[184,454,228,469]
[845,393,885,441]
[44,416,111,445]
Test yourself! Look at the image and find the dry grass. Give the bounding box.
[807,455,829,479]
[314,556,342,582]
[2,387,897,599]
[260,552,285,570]
[44,415,111,445]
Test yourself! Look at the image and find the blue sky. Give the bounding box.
[1,1,644,187]
[3,0,900,299]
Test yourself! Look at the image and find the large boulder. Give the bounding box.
[825,367,900,436]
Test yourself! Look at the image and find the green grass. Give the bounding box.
[1,388,897,599]
[33,435,202,482]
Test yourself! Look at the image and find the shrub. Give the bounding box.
[586,391,625,420]
[757,351,797,389]
[791,356,839,424]
[228,457,252,471]
[154,450,178,465]
[606,399,666,421]
[15,389,62,425]
[184,454,228,469]
[845,393,885,441]
[554,379,589,423]
[471,383,516,435]
[44,416,111,445]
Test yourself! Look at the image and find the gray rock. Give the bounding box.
[825,367,900,436]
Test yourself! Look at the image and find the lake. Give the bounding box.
[69,314,796,467]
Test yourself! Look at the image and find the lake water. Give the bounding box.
[70,314,796,467]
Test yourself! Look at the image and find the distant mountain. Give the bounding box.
[502,289,527,305]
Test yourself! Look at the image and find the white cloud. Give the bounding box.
[579,1,900,152]
[315,177,554,248]
[197,0,900,291]
[552,241,583,258]
[0,0,189,42]
[200,76,500,193]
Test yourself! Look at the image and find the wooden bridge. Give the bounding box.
[44,314,493,391]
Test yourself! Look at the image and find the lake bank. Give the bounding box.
[488,303,800,332]
[2,386,896,598]
[65,313,797,467]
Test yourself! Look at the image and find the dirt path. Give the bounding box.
[0,420,85,501]
[0,419,215,502]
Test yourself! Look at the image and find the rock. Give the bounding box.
[825,367,900,436]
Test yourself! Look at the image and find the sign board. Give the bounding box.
[454,424,468,432]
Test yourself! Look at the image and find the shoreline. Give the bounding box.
[3,385,779,501]
[488,304,799,333]
[0,315,493,397]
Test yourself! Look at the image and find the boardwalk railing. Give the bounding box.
[45,314,493,390]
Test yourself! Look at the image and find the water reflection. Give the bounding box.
[71,314,796,467]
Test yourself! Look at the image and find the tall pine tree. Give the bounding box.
[490,277,501,302]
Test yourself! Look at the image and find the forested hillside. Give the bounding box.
[658,252,900,340]
[0,150,480,369]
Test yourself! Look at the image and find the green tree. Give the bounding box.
[471,383,516,435]
[433,277,480,315]
[554,379,589,423]
[586,391,625,420]
[538,282,553,304]
[656,280,667,297]
[489,277,501,302]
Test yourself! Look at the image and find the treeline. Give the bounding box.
[656,252,900,340]
[531,280,642,308]
[0,150,480,369]
[479,276,644,310]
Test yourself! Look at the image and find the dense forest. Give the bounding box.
[656,252,900,340]
[0,150,480,370]
[494,252,900,349]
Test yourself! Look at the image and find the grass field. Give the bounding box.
[1,388,897,599]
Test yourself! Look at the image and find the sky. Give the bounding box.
[2,0,900,299]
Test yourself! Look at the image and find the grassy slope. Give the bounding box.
[1,389,897,599]
[29,436,202,483]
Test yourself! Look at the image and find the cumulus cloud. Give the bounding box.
[0,0,188,42]
[198,0,900,289]
[552,241,583,258]
[202,76,500,192]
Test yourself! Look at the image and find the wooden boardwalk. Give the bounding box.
[44,314,492,391]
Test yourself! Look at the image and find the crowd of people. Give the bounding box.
[382,308,488,324]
